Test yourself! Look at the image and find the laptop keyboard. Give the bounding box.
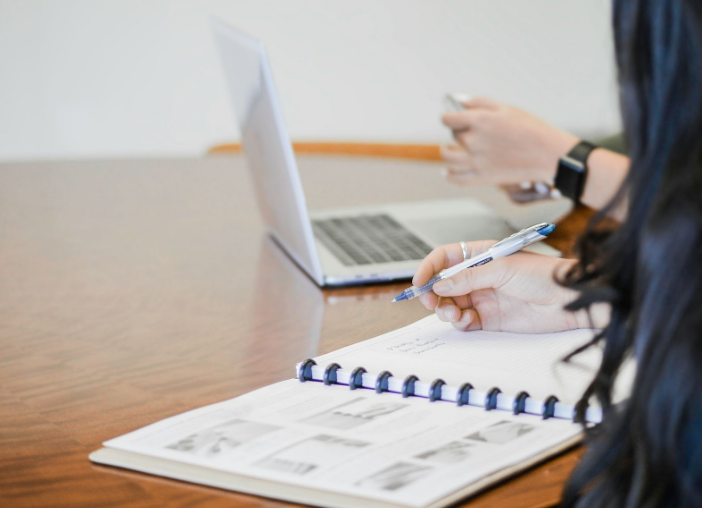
[312,214,433,266]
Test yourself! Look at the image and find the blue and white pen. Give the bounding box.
[391,222,556,302]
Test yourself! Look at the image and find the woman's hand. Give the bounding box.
[414,240,587,333]
[441,97,579,186]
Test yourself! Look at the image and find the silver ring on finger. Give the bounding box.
[460,241,469,260]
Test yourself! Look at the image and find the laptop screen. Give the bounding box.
[211,18,324,285]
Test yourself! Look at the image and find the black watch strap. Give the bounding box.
[554,141,597,202]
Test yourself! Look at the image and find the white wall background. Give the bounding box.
[0,0,619,161]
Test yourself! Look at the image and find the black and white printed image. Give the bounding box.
[255,434,370,476]
[414,440,474,465]
[165,419,280,457]
[357,462,434,491]
[299,397,408,430]
[465,420,535,445]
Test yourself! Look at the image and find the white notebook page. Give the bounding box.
[313,315,602,405]
[99,379,582,508]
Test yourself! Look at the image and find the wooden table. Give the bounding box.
[0,154,591,508]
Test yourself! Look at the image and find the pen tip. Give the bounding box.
[390,298,397,303]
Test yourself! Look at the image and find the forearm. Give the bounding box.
[441,100,631,219]
[539,132,630,220]
[579,148,629,221]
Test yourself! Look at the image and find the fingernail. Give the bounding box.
[434,279,453,294]
[443,307,455,321]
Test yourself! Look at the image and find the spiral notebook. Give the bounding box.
[90,315,633,508]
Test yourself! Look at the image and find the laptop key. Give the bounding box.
[312,214,432,267]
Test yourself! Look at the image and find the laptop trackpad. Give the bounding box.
[405,215,515,246]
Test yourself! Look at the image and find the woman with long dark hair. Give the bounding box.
[413,0,702,505]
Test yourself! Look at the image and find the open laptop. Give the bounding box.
[211,18,561,286]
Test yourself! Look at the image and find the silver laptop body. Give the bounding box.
[211,18,561,287]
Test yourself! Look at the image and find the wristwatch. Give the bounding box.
[554,141,598,202]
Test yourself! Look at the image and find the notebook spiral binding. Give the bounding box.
[456,383,473,407]
[375,371,392,393]
[513,391,529,415]
[323,363,341,385]
[429,379,446,402]
[484,387,501,411]
[296,359,599,424]
[402,375,419,398]
[349,367,367,390]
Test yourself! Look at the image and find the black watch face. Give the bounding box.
[561,157,585,174]
[555,158,585,201]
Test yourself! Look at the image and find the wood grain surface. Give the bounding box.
[0,155,594,508]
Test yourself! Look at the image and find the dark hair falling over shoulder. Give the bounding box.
[559,0,702,506]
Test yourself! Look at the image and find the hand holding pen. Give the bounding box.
[392,223,555,302]
[395,223,586,333]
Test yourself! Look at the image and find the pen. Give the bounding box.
[391,222,556,302]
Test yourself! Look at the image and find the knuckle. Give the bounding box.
[470,110,486,123]
[453,321,469,332]
[454,269,473,287]
[436,308,449,322]
[419,294,436,309]
[462,133,476,151]
[444,112,467,128]
[430,246,445,257]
